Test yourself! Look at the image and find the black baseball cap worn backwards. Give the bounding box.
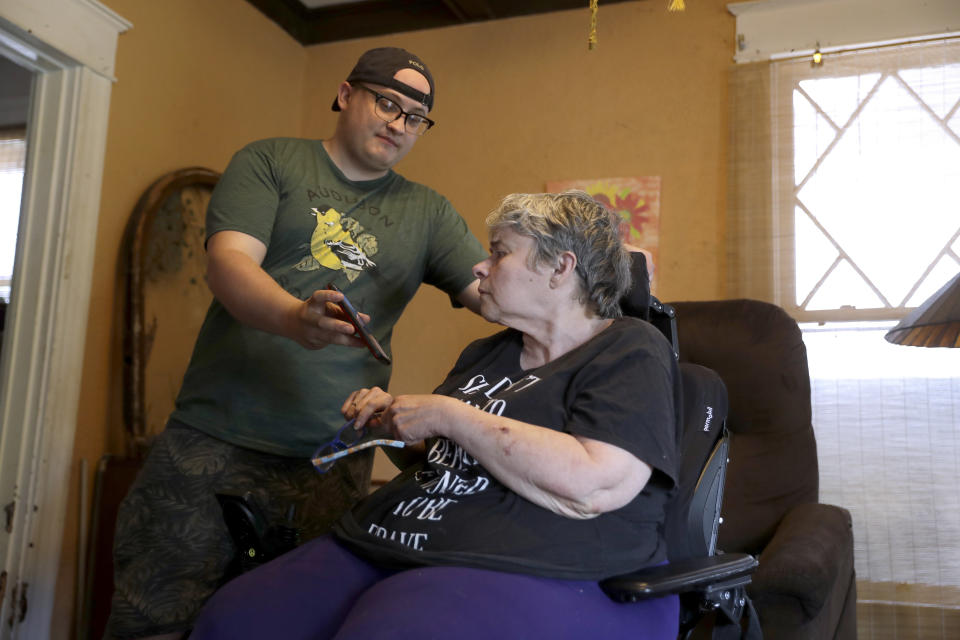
[332,47,435,112]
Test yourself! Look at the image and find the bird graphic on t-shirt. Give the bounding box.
[307,207,377,274]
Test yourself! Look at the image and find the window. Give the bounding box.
[774,42,960,321]
[0,128,25,303]
[729,36,960,617]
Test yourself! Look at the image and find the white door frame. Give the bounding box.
[0,1,129,636]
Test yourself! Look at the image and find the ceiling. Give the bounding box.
[244,0,635,45]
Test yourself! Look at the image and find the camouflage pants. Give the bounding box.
[105,420,373,638]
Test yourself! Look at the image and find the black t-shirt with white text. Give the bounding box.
[334,317,679,580]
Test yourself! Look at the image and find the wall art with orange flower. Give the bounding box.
[545,176,661,293]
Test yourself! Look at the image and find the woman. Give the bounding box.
[191,191,680,639]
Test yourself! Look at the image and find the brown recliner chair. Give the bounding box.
[669,299,857,639]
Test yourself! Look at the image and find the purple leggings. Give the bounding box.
[191,536,678,640]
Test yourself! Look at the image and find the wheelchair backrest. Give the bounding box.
[664,363,729,562]
[642,298,730,564]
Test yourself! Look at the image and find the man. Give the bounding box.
[106,47,486,640]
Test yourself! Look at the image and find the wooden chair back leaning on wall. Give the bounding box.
[80,167,221,640]
[122,167,221,456]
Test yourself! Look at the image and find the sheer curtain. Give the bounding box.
[805,323,960,614]
[728,38,960,619]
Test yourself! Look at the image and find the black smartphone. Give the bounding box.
[327,282,391,365]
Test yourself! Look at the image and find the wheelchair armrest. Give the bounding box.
[600,553,757,602]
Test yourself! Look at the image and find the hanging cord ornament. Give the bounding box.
[588,0,598,50]
[668,0,685,11]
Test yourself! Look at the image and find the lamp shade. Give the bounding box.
[885,271,960,348]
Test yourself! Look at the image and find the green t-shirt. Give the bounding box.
[172,138,486,457]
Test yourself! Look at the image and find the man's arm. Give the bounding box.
[625,245,655,280]
[206,230,365,350]
[454,279,482,314]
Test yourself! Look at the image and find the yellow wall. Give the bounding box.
[56,0,734,636]
[299,2,735,397]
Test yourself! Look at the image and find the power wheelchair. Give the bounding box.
[218,292,761,640]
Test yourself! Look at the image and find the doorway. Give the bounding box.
[0,54,31,356]
[0,5,129,635]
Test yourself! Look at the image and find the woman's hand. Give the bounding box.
[341,386,393,429]
[344,392,464,442]
[380,395,466,443]
[341,390,444,467]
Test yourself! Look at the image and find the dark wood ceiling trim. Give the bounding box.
[246,0,637,46]
[301,0,466,44]
[245,0,314,44]
[441,0,495,21]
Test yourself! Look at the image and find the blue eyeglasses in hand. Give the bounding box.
[311,418,405,474]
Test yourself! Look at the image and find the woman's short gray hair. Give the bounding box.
[485,190,631,319]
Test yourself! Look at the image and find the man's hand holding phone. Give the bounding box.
[286,284,390,365]
[286,289,369,351]
[327,282,392,365]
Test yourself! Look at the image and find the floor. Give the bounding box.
[857,582,960,640]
